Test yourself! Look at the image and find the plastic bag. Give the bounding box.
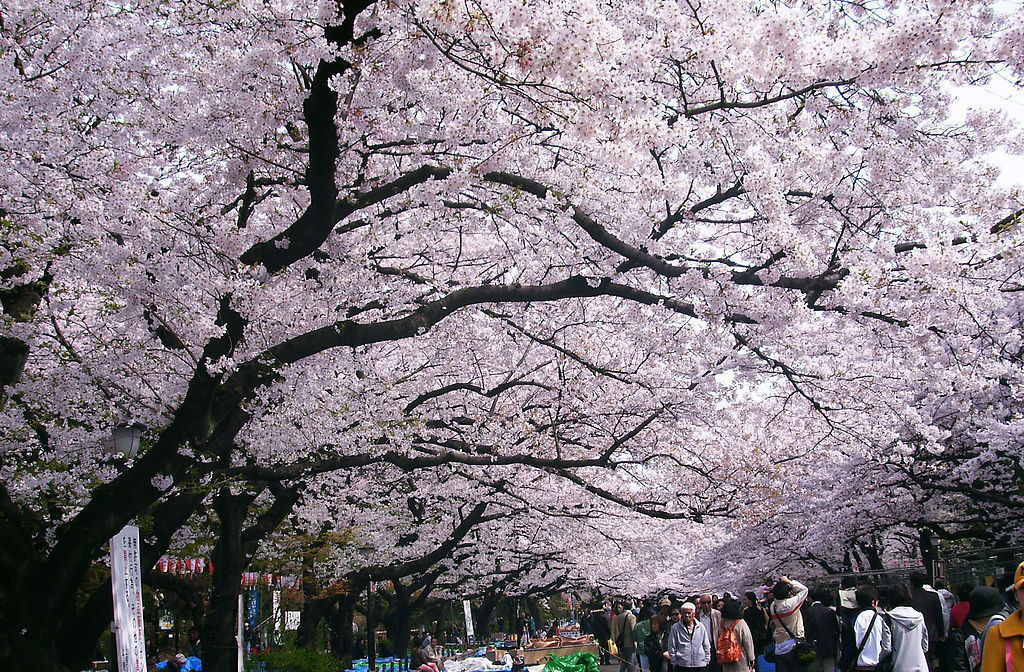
[542,652,600,672]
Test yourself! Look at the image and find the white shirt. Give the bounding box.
[854,609,892,667]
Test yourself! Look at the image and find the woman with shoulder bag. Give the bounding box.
[769,576,811,672]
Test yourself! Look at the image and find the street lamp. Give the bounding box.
[106,423,145,458]
[926,534,942,584]
[357,546,377,672]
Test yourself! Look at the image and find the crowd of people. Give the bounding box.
[578,562,1024,672]
[141,561,1024,672]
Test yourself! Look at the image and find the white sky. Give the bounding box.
[951,76,1024,188]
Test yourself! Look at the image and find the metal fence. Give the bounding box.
[806,545,1024,594]
[809,567,925,591]
[944,545,1024,589]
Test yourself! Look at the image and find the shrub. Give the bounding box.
[246,647,340,672]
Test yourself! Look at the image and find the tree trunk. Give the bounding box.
[297,595,336,650]
[382,591,413,661]
[526,598,543,630]
[2,601,68,672]
[204,490,252,672]
[327,592,357,668]
[58,577,113,671]
[472,595,499,641]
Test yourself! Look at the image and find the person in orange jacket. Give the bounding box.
[981,561,1024,672]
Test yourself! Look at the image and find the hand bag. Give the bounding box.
[874,615,895,672]
[774,603,819,664]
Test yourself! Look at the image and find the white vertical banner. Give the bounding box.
[110,525,147,672]
[462,600,475,642]
[237,594,245,672]
[272,589,282,640]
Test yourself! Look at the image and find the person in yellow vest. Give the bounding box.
[981,561,1024,672]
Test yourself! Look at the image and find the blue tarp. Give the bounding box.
[156,656,203,671]
[345,657,400,672]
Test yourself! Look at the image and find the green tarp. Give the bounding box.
[542,652,600,672]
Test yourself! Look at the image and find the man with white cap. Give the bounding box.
[668,602,711,672]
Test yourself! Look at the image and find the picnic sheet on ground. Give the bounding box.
[443,654,514,672]
[541,652,599,672]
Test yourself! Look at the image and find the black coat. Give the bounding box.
[838,608,859,671]
[645,629,667,658]
[804,602,839,658]
[948,621,985,672]
[592,611,611,641]
[743,605,768,647]
[910,588,945,645]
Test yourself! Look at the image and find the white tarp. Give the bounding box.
[110,525,147,672]
[444,656,511,672]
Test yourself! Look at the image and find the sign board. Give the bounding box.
[272,589,282,632]
[237,595,244,672]
[463,600,475,642]
[159,609,175,630]
[285,610,302,631]
[248,588,260,624]
[110,525,147,672]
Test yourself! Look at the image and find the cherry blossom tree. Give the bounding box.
[3,0,1024,670]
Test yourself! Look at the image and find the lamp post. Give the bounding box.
[919,529,941,584]
[358,546,377,672]
[107,424,147,672]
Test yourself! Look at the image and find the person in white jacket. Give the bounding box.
[668,602,712,672]
[886,585,930,672]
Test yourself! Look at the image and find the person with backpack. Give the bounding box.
[949,587,1004,672]
[720,599,756,672]
[980,560,1024,672]
[637,609,655,672]
[840,578,862,672]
